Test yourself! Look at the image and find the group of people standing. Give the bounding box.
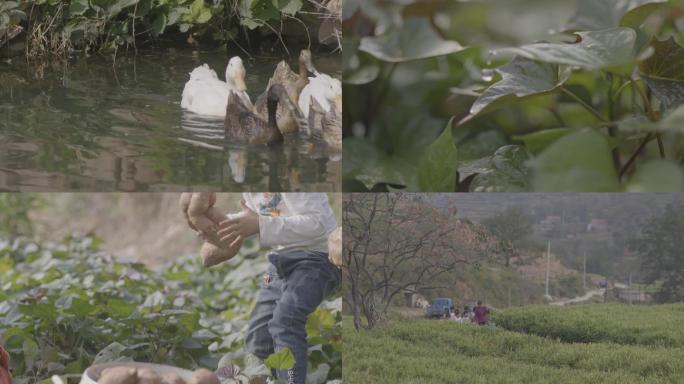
[442,300,491,325]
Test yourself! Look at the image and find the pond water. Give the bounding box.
[0,48,341,192]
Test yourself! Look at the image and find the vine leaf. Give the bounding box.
[275,0,303,16]
[530,129,620,192]
[345,64,380,85]
[565,0,668,31]
[619,104,684,133]
[513,128,573,155]
[626,160,684,192]
[639,37,684,108]
[359,17,465,62]
[265,348,296,370]
[418,118,458,192]
[343,138,416,190]
[462,56,570,122]
[492,28,638,73]
[461,145,531,192]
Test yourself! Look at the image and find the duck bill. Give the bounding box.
[305,60,319,76]
[234,74,247,92]
[334,95,342,114]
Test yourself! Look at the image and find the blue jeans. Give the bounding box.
[245,250,340,384]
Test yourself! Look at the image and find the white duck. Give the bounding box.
[298,73,342,119]
[181,56,253,117]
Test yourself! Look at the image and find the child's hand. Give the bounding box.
[218,200,259,245]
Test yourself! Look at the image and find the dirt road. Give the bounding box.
[550,289,605,306]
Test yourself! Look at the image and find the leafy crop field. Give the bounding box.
[494,304,684,347]
[344,305,684,383]
[0,236,341,384]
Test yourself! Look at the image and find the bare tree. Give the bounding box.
[343,193,492,330]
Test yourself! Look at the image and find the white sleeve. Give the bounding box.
[242,193,258,213]
[258,193,336,248]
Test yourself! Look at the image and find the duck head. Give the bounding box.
[273,61,294,81]
[267,84,293,116]
[268,83,307,134]
[225,56,247,92]
[299,49,318,76]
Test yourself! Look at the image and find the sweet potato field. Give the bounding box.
[343,0,684,192]
[0,236,342,384]
[344,304,684,383]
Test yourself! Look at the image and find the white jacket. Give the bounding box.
[241,193,337,253]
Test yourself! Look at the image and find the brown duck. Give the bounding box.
[254,50,317,134]
[225,84,307,146]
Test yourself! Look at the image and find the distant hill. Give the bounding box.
[422,193,683,223]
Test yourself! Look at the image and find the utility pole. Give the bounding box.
[545,240,551,299]
[629,273,633,305]
[583,251,587,290]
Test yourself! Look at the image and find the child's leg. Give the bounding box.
[245,265,282,360]
[267,251,341,384]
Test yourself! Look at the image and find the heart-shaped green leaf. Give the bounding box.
[265,348,295,370]
[68,0,89,16]
[626,160,684,192]
[343,138,416,189]
[276,0,303,16]
[514,128,573,155]
[344,64,380,85]
[619,104,684,133]
[359,18,465,62]
[639,37,684,108]
[418,118,458,192]
[565,0,668,31]
[465,145,531,192]
[530,129,620,191]
[465,56,570,120]
[493,28,637,72]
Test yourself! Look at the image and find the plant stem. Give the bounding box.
[549,106,566,127]
[607,74,620,171]
[656,135,665,158]
[373,63,397,112]
[619,134,653,179]
[630,78,657,121]
[631,78,666,158]
[367,63,398,133]
[560,87,606,122]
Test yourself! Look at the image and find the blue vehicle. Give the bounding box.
[425,298,454,318]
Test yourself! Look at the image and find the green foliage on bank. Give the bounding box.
[0,0,316,57]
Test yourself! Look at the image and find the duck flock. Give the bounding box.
[180,50,342,151]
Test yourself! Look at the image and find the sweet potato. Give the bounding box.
[188,369,219,384]
[161,373,185,384]
[187,193,218,237]
[136,368,162,384]
[179,193,196,232]
[180,193,244,268]
[98,367,138,384]
[328,226,342,267]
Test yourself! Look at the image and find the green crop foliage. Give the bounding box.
[343,0,684,192]
[494,304,684,347]
[344,305,684,383]
[0,235,341,384]
[0,0,315,59]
